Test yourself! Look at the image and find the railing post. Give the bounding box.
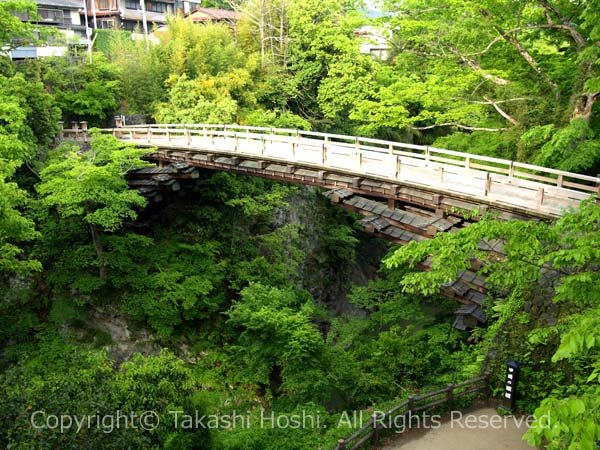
[355,136,361,168]
[484,371,491,398]
[147,127,151,144]
[166,129,171,142]
[537,187,545,207]
[425,147,430,166]
[465,156,470,169]
[395,156,401,179]
[261,136,265,155]
[407,396,415,413]
[234,132,239,152]
[129,129,134,140]
[82,122,88,143]
[295,130,301,159]
[187,128,191,147]
[484,172,491,196]
[337,438,346,450]
[446,383,454,410]
[322,142,327,165]
[439,166,444,184]
[371,412,379,445]
[557,174,563,187]
[509,161,515,178]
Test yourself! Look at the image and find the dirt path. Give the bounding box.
[378,407,532,450]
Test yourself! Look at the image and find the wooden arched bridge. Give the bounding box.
[62,123,599,329]
[99,123,598,220]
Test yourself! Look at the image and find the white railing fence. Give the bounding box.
[99,124,600,217]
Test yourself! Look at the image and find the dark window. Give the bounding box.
[146,1,171,13]
[125,0,140,9]
[122,20,140,31]
[63,10,72,25]
[37,8,64,23]
[98,19,114,28]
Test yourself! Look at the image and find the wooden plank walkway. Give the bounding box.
[99,124,600,219]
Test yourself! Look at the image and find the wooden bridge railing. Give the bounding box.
[335,375,490,450]
[94,123,600,218]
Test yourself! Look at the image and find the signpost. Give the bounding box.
[499,360,520,413]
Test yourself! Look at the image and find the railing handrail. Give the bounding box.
[334,375,489,450]
[101,123,600,189]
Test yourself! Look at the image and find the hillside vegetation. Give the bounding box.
[0,0,599,448]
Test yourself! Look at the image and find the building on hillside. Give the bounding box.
[8,0,89,59]
[8,0,236,59]
[355,25,391,60]
[82,0,170,31]
[81,0,202,31]
[185,7,239,25]
[81,0,120,29]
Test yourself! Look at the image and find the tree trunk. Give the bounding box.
[572,93,599,122]
[259,0,266,66]
[479,9,557,90]
[88,222,106,279]
[279,0,285,65]
[85,204,106,278]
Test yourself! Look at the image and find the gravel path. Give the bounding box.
[378,407,533,450]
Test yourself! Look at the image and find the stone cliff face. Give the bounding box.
[273,186,388,315]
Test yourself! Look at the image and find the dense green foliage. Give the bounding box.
[1,0,599,449]
[385,200,600,449]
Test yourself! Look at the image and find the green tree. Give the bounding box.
[155,74,240,124]
[0,0,37,48]
[37,132,149,278]
[0,71,58,276]
[227,283,327,402]
[354,0,600,169]
[384,200,600,449]
[104,30,170,115]
[0,336,211,449]
[285,0,366,130]
[42,55,121,126]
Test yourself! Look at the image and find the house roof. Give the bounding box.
[38,0,82,9]
[186,7,239,22]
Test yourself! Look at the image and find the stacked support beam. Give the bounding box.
[127,162,199,200]
[325,187,488,329]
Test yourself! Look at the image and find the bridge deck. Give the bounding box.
[101,124,599,219]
